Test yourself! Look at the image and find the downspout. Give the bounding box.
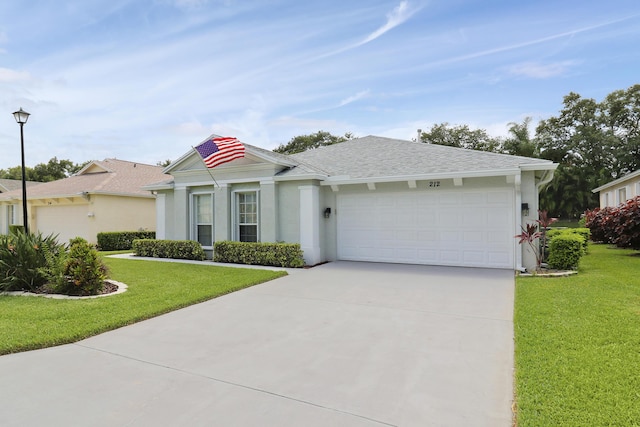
[536,168,555,193]
[514,173,524,272]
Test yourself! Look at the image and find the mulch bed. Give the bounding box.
[32,281,119,296]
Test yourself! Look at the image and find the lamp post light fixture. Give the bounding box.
[12,108,30,234]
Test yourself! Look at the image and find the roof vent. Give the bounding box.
[416,129,422,143]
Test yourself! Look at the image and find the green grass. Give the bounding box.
[550,219,581,228]
[0,257,286,355]
[515,244,640,426]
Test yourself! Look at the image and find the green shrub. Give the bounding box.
[545,228,565,241]
[547,233,585,270]
[213,241,305,268]
[0,232,63,292]
[45,237,109,296]
[97,231,156,251]
[547,228,591,253]
[132,239,206,261]
[578,215,587,228]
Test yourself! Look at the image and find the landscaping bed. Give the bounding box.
[0,257,286,355]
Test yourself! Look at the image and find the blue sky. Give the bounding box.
[0,0,638,169]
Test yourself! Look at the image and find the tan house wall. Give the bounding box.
[32,194,156,244]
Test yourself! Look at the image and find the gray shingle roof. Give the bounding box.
[282,135,554,179]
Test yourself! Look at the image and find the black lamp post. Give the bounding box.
[12,108,30,234]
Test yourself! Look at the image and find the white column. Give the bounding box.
[260,180,277,242]
[299,185,321,265]
[215,184,230,242]
[155,193,166,239]
[174,187,189,240]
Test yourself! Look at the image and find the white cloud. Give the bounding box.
[338,90,371,107]
[507,61,577,79]
[319,1,421,59]
[359,1,416,46]
[0,68,31,83]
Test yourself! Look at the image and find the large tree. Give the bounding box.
[273,131,354,155]
[420,123,502,152]
[536,84,640,218]
[503,117,539,157]
[0,157,84,182]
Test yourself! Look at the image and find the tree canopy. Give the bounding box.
[420,123,502,153]
[536,85,640,217]
[273,131,354,155]
[0,157,85,182]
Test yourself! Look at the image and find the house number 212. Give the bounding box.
[429,181,441,187]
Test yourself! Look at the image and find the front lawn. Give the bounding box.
[515,244,640,426]
[0,257,286,355]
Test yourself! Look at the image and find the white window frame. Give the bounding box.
[8,204,16,225]
[618,187,627,205]
[190,192,214,248]
[232,189,260,242]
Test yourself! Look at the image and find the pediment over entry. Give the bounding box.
[163,137,298,175]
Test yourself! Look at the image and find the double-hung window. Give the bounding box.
[236,191,258,242]
[192,193,214,247]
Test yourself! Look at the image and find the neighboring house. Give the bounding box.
[0,179,41,232]
[148,135,557,271]
[592,169,640,208]
[0,178,41,193]
[0,159,171,244]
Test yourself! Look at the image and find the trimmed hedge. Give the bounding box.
[214,241,305,268]
[547,233,585,270]
[132,239,206,261]
[547,228,591,253]
[97,231,156,251]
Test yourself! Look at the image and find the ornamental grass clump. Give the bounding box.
[0,231,63,292]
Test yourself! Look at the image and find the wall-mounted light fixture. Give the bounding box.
[521,203,529,216]
[323,207,331,218]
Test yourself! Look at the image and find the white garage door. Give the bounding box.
[337,189,515,268]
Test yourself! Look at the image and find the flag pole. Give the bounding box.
[192,146,220,188]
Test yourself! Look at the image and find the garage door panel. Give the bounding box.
[337,189,514,268]
[487,192,509,204]
[439,193,460,205]
[463,251,485,264]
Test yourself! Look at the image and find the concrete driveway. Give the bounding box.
[0,261,514,427]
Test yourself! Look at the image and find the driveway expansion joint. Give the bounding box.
[73,343,397,427]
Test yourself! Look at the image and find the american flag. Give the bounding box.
[195,137,245,168]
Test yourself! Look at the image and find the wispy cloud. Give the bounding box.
[339,90,371,107]
[507,61,577,79]
[319,1,421,59]
[0,1,638,169]
[358,1,416,46]
[422,15,639,70]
